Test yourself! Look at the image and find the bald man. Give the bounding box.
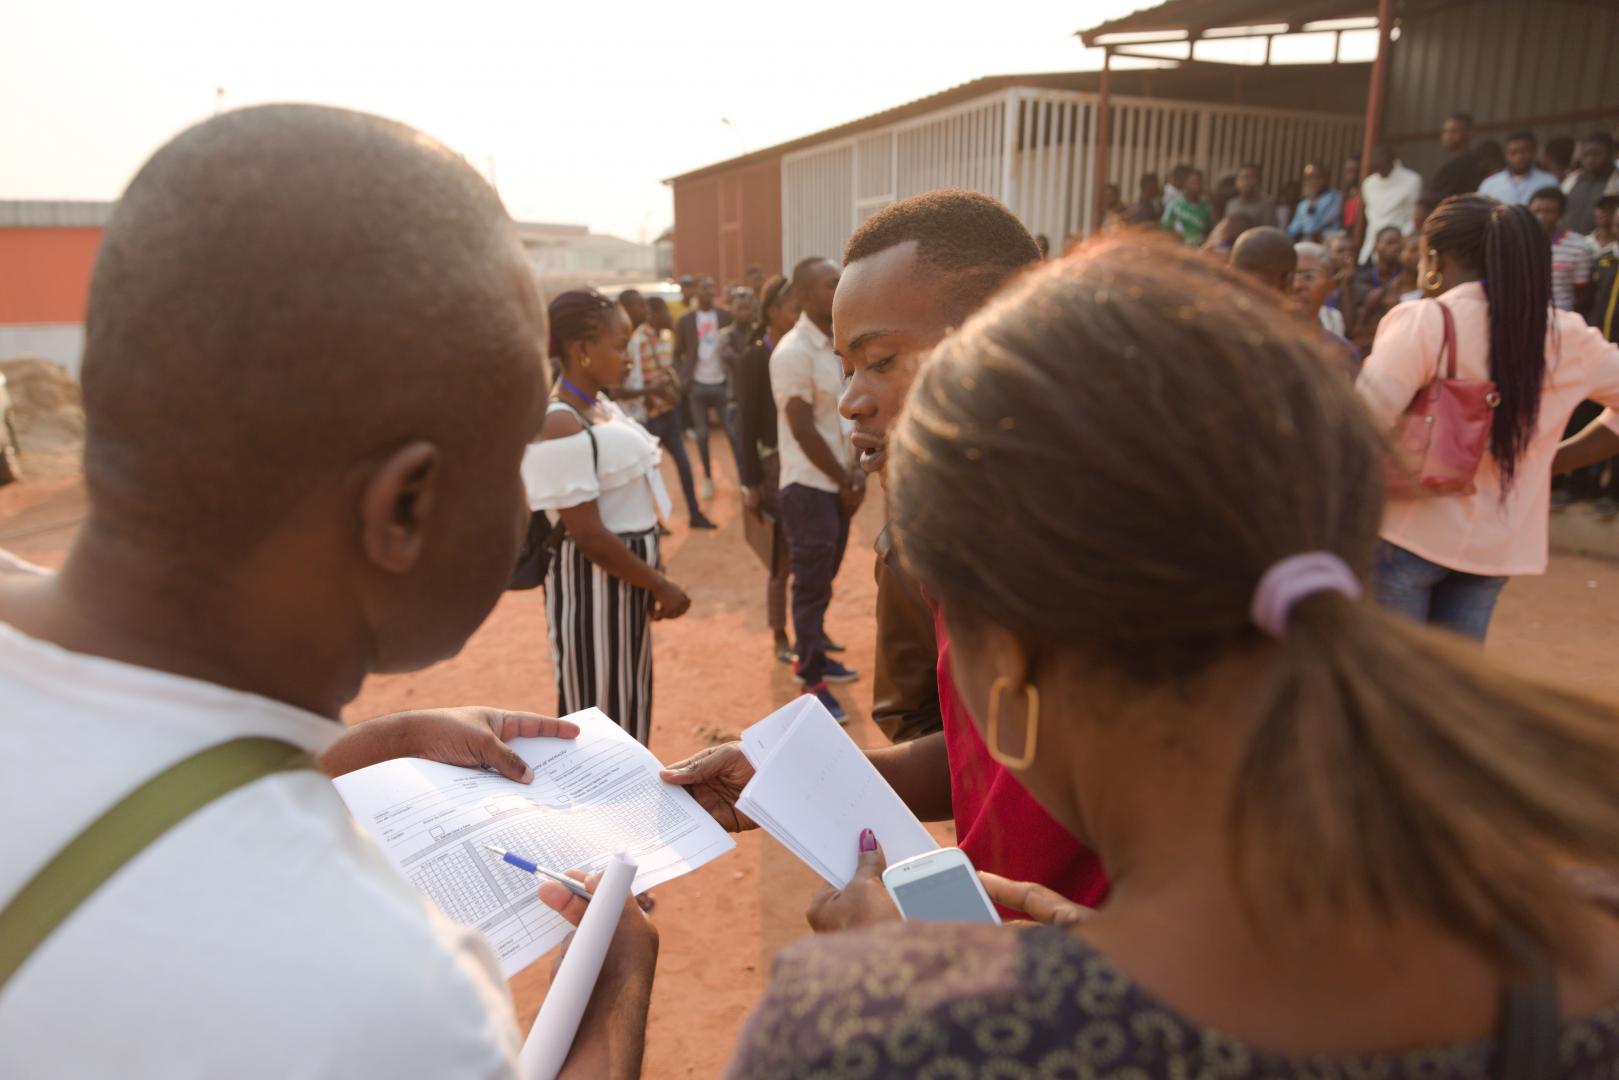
[0,106,650,1077]
[1230,225,1297,293]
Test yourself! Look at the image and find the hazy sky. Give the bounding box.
[2,0,1152,243]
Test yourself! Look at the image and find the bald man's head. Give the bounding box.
[80,105,547,677]
[1230,227,1298,294]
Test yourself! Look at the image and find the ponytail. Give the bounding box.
[1425,196,1550,486]
[1232,595,1619,966]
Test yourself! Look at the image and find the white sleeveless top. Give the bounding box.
[521,397,671,534]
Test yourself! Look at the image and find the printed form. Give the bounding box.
[334,708,733,977]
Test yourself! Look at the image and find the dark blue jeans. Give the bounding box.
[1372,541,1509,641]
[642,410,701,520]
[780,483,850,684]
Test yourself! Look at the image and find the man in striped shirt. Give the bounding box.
[1531,185,1594,312]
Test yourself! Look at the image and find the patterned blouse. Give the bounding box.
[725,922,1619,1079]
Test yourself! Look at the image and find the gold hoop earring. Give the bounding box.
[1424,262,1443,292]
[986,677,1039,770]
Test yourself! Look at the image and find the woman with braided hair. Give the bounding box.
[1357,194,1619,640]
[521,289,690,744]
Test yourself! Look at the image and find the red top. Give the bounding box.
[1343,193,1363,233]
[935,615,1110,914]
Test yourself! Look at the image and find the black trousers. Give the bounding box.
[780,483,849,685]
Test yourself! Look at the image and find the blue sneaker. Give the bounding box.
[795,658,860,684]
[808,682,848,724]
[821,659,860,684]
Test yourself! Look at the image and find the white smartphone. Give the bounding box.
[881,846,1001,925]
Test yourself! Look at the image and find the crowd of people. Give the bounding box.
[11,102,1619,1078]
[1081,114,1619,517]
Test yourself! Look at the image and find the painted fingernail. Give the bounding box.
[859,828,876,852]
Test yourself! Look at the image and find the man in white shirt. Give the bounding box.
[674,276,735,500]
[0,105,653,1079]
[770,257,864,721]
[1358,143,1423,264]
[1479,131,1562,206]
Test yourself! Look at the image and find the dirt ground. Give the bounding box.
[3,440,1618,1078]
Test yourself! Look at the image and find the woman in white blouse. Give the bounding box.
[522,290,690,744]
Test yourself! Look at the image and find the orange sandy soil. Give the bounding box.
[3,442,1617,1077]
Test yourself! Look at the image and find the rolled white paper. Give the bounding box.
[520,853,639,1080]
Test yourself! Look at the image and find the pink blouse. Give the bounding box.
[1357,282,1619,576]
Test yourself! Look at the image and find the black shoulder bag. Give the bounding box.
[509,404,598,591]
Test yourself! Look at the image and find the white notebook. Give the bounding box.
[737,695,939,887]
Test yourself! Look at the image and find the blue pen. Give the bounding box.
[482,844,594,901]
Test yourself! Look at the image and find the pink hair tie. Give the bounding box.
[1250,552,1362,638]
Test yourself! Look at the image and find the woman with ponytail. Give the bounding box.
[521,289,690,745]
[1357,194,1619,639]
[710,241,1619,1077]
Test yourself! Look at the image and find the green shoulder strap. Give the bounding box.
[0,736,318,996]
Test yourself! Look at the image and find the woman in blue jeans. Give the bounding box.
[1357,195,1619,639]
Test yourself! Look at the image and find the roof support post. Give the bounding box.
[1092,47,1112,233]
[1360,0,1394,181]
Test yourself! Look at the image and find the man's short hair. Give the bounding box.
[1597,195,1619,213]
[79,104,534,555]
[1449,111,1474,127]
[1588,131,1616,149]
[1240,162,1262,174]
[791,256,831,293]
[842,189,1041,320]
[1506,131,1536,147]
[1376,225,1404,242]
[1531,186,1567,210]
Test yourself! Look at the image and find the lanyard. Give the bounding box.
[558,378,598,411]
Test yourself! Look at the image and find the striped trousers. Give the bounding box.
[544,531,657,745]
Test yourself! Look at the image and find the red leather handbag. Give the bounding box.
[1384,301,1502,499]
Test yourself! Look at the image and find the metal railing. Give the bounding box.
[780,87,1364,267]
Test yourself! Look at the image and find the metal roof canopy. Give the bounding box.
[1080,0,1379,53]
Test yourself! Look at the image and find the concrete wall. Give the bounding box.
[0,223,101,377]
[0,325,84,376]
[0,226,101,325]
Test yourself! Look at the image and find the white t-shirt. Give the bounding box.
[1359,162,1423,264]
[693,309,724,385]
[522,398,671,533]
[0,614,521,1079]
[769,312,849,495]
[1318,305,1347,336]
